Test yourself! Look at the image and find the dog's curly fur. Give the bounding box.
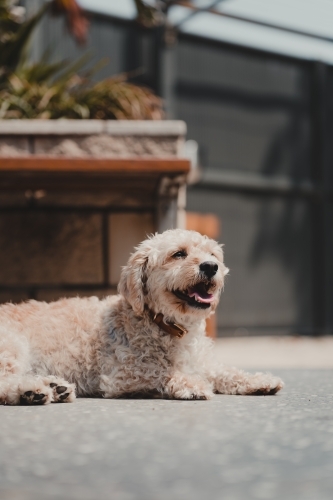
[0,229,283,405]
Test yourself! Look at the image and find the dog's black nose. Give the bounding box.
[199,261,218,278]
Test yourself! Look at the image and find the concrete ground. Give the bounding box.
[0,338,333,500]
[215,335,333,369]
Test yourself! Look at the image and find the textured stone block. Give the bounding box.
[109,213,154,285]
[0,137,29,156]
[0,213,103,285]
[34,135,180,157]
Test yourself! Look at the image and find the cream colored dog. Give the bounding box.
[0,229,283,405]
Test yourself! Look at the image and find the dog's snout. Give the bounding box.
[199,261,218,278]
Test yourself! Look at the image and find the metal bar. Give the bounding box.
[176,1,333,45]
[175,81,306,111]
[199,171,319,197]
[102,213,110,287]
[310,62,328,335]
[173,0,227,28]
[178,30,316,66]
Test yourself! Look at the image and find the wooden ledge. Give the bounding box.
[0,157,190,191]
[0,157,190,175]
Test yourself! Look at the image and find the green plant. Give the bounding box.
[0,0,163,119]
[0,0,48,83]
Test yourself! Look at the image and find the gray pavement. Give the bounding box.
[1,370,333,500]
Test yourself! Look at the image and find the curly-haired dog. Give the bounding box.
[0,229,283,404]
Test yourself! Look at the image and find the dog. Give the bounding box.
[0,229,283,404]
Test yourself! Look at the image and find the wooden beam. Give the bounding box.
[0,157,190,175]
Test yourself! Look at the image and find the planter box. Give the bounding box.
[0,120,189,304]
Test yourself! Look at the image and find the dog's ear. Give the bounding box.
[118,248,148,316]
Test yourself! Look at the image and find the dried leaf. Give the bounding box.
[51,0,89,45]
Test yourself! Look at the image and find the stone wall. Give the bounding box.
[0,120,186,158]
[0,120,187,305]
[0,205,155,304]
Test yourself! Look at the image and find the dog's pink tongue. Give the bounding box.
[188,287,214,304]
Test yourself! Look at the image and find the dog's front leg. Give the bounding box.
[210,366,284,395]
[164,370,214,400]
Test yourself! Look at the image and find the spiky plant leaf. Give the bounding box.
[0,0,49,80]
[0,0,164,120]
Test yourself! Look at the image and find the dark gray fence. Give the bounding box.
[26,5,332,336]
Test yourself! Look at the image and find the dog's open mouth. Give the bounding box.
[172,282,214,309]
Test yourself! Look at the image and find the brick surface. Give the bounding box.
[0,212,103,285]
[0,192,28,207]
[35,191,154,209]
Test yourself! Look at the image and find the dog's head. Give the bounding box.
[118,229,229,323]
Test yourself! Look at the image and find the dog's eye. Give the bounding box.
[172,250,187,258]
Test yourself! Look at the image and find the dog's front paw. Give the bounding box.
[171,387,213,400]
[165,373,214,400]
[43,376,76,403]
[20,390,51,405]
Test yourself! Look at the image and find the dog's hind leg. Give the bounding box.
[211,366,284,395]
[0,375,54,405]
[0,327,53,405]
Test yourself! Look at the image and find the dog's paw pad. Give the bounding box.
[46,379,76,403]
[56,386,67,395]
[59,392,71,401]
[20,391,48,405]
